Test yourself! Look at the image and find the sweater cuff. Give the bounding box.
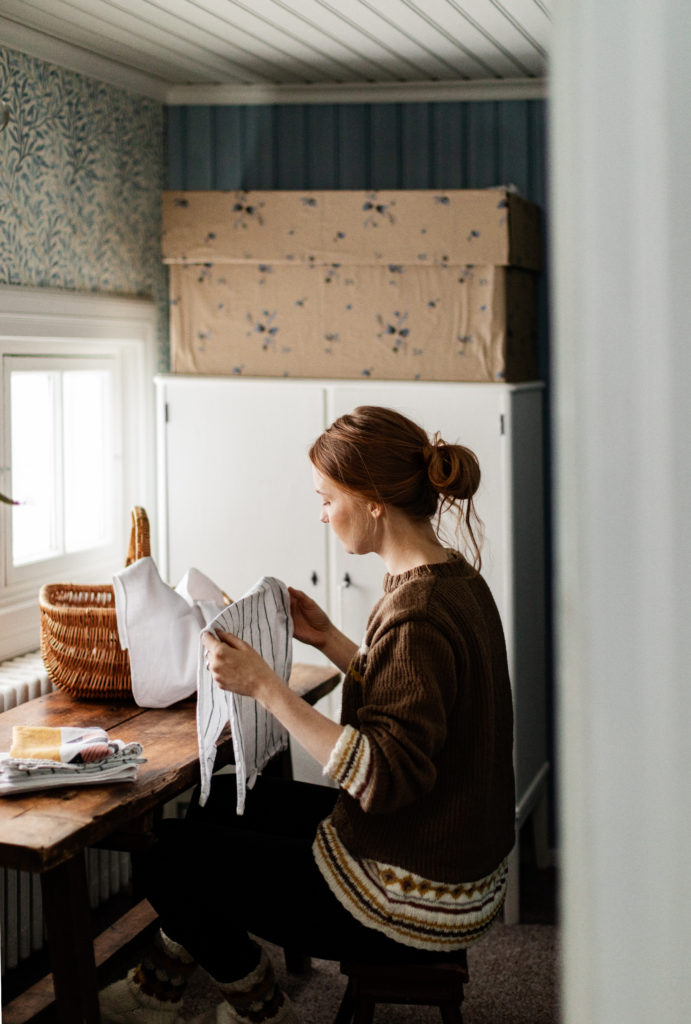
[323,724,374,803]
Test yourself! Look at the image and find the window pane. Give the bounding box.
[11,372,60,565]
[10,366,113,566]
[63,370,109,552]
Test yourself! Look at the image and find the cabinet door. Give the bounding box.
[159,377,327,664]
[326,384,508,647]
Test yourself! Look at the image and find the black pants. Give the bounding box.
[136,774,454,982]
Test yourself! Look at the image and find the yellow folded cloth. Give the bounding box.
[10,726,114,764]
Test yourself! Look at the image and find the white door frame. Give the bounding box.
[551,2,691,1021]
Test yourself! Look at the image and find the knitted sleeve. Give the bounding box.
[323,617,460,814]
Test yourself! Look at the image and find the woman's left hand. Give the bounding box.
[201,630,277,701]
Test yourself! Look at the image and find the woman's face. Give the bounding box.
[312,467,375,555]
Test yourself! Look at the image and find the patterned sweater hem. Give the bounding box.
[313,816,508,952]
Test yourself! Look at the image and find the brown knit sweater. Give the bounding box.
[319,553,515,883]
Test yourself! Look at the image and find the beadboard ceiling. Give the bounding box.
[0,0,550,104]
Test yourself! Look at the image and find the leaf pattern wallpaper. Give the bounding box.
[0,46,169,368]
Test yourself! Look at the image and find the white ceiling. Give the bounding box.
[0,0,550,104]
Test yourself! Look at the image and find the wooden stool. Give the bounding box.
[333,952,469,1024]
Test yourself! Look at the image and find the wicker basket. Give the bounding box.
[39,507,150,701]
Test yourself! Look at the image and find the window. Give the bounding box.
[0,287,156,661]
[7,356,118,577]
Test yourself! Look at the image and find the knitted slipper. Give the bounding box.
[99,967,185,1024]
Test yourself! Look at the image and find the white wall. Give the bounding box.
[551,2,691,1021]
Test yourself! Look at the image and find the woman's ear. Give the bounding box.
[369,503,383,519]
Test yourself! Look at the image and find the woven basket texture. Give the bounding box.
[39,507,150,700]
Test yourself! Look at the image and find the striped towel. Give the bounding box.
[197,577,293,813]
[0,750,144,795]
[0,727,145,795]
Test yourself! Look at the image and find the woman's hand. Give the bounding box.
[201,630,278,703]
[202,625,345,766]
[288,587,334,649]
[289,587,359,673]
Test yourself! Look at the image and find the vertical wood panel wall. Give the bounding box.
[167,100,546,202]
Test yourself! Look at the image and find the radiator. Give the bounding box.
[0,652,132,975]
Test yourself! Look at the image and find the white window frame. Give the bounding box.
[4,353,122,584]
[0,285,157,661]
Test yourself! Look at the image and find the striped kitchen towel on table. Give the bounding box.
[197,576,293,813]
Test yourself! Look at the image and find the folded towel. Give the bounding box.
[0,727,145,796]
[10,726,119,763]
[197,576,293,814]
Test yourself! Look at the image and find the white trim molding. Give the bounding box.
[0,16,169,102]
[551,1,691,1022]
[165,78,548,106]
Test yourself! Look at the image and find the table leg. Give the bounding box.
[40,852,101,1024]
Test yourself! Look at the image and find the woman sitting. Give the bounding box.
[100,405,515,1024]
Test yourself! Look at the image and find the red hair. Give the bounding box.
[309,406,483,570]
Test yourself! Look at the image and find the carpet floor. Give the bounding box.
[181,919,559,1023]
[179,865,559,1023]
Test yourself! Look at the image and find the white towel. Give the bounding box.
[113,558,227,708]
[197,576,293,813]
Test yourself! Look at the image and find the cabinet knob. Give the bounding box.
[342,573,352,588]
[310,571,318,586]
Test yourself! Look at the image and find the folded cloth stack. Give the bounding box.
[0,726,145,795]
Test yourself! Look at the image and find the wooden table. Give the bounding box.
[0,663,340,1024]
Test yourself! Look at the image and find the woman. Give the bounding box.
[100,405,515,1024]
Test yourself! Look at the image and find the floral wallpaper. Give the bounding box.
[0,46,169,368]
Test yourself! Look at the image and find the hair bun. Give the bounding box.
[423,433,480,502]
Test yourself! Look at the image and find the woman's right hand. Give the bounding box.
[288,587,333,649]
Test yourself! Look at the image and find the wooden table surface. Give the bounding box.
[0,663,341,1023]
[0,692,210,873]
[0,663,339,874]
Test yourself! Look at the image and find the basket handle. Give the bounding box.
[125,506,151,566]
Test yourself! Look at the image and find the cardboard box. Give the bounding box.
[162,188,542,272]
[169,262,537,383]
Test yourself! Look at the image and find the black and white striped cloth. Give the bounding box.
[197,576,293,813]
[0,744,145,795]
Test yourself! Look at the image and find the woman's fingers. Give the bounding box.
[200,629,274,699]
[201,629,220,651]
[202,629,243,650]
[215,629,246,649]
[202,629,245,666]
[202,630,232,672]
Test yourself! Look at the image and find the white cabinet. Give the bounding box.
[155,375,548,921]
[155,377,329,665]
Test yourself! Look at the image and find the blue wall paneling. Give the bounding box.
[167,99,547,206]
